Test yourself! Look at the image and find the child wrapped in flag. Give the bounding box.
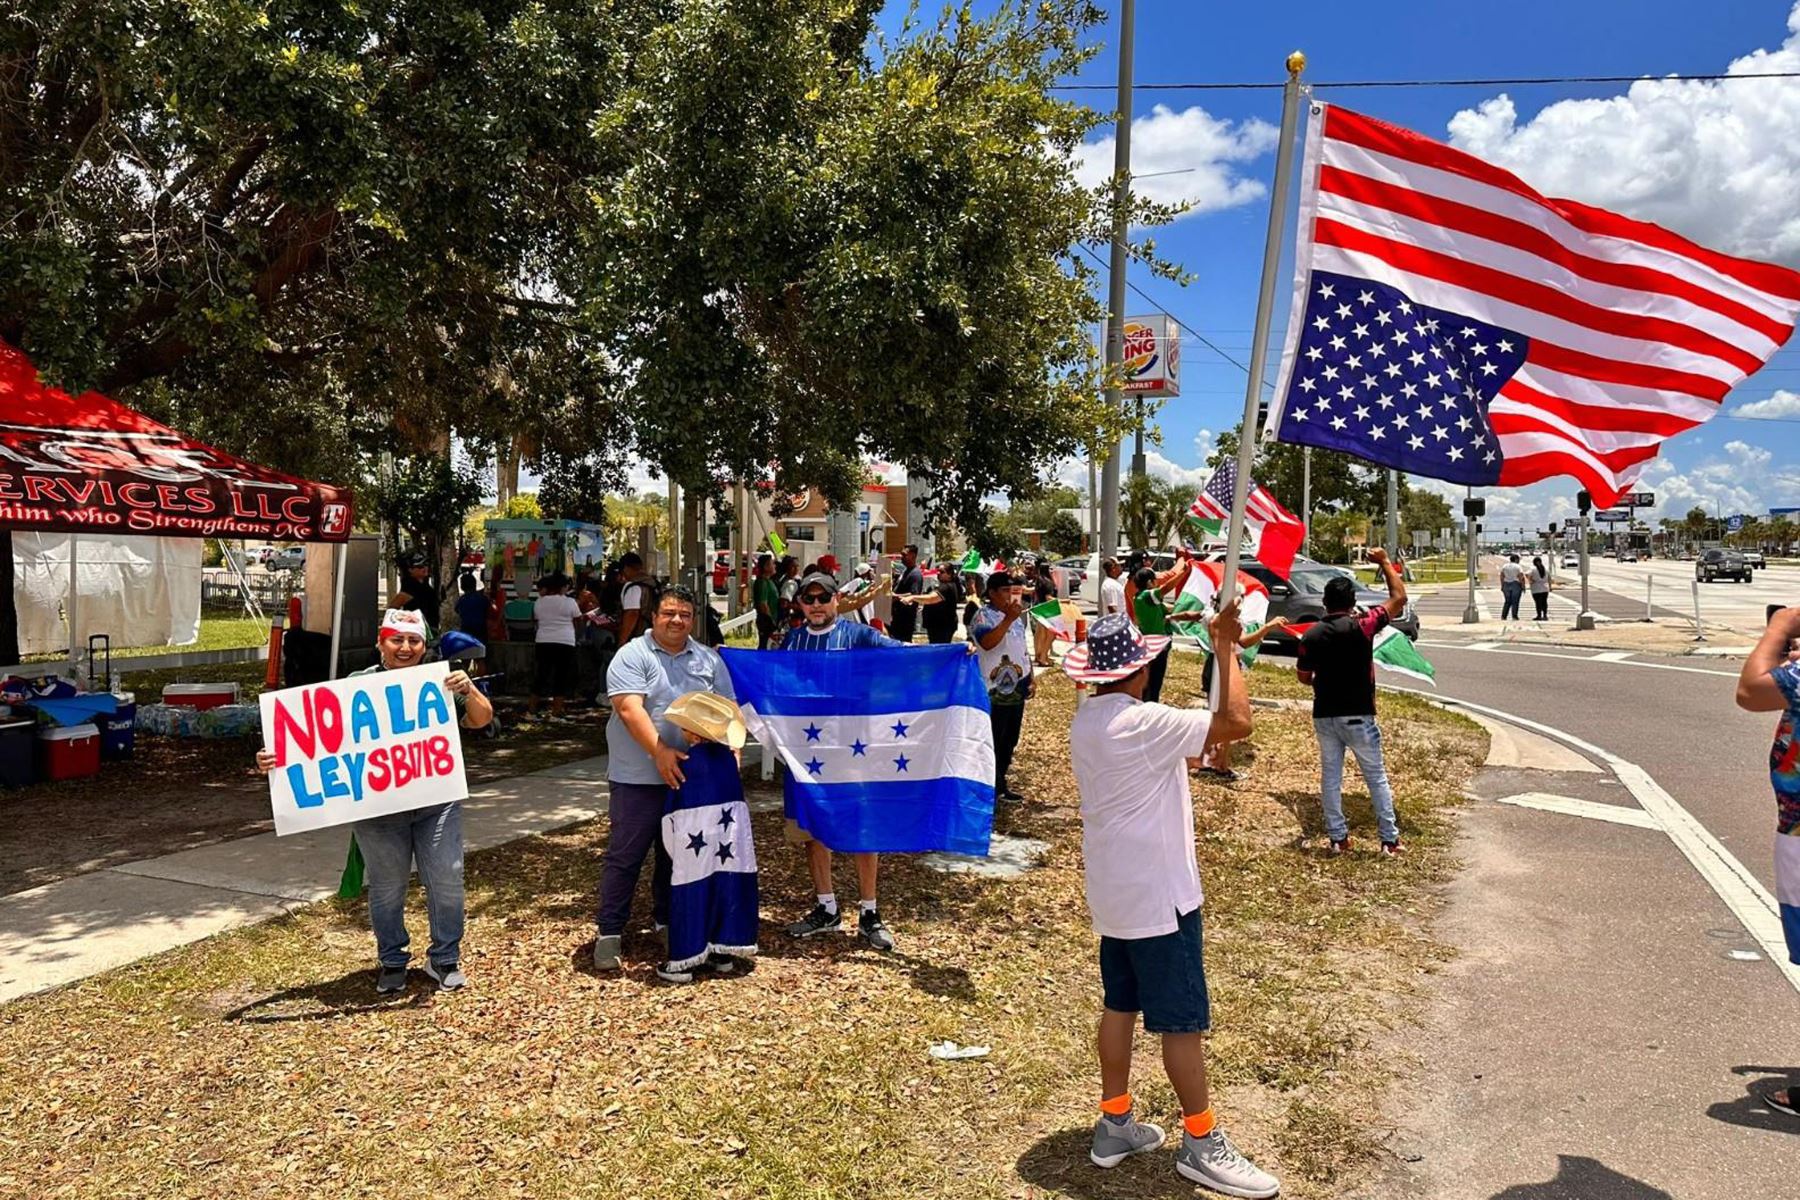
[658,692,760,982]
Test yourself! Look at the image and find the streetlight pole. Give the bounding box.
[1385,468,1399,557]
[1097,0,1135,558]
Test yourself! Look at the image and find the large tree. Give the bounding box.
[4,0,1135,526]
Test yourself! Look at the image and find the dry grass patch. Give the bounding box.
[0,653,1483,1199]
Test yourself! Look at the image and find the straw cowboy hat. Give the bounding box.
[665,690,748,750]
[1061,613,1171,684]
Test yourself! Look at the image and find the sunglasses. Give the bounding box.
[800,592,834,605]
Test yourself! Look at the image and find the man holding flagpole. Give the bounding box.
[1065,606,1277,1197]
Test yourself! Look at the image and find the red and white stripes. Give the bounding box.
[1287,103,1800,505]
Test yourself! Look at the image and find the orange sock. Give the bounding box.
[1099,1092,1132,1117]
[1183,1107,1217,1138]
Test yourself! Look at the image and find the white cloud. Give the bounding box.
[1446,3,1800,265]
[1074,105,1279,222]
[1144,449,1210,491]
[1731,389,1800,419]
[1724,439,1774,469]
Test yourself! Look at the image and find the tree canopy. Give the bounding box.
[3,0,1137,531]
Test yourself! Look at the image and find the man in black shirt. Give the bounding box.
[887,544,925,643]
[1296,547,1408,857]
[390,549,442,631]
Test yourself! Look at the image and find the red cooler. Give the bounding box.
[38,723,101,781]
[162,683,241,710]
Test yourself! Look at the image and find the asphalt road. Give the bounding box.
[1416,639,1777,891]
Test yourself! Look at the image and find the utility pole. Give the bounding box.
[1097,0,1135,557]
[1576,489,1595,630]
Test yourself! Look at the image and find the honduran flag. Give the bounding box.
[661,742,760,972]
[1777,833,1800,966]
[720,644,996,856]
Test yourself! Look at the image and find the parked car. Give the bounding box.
[1561,553,1579,568]
[266,546,306,572]
[1696,547,1751,583]
[1054,556,1089,600]
[1620,550,1639,563]
[1744,550,1767,568]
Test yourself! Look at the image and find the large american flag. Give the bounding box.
[1266,104,1800,506]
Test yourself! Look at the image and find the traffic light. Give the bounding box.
[1577,489,1592,514]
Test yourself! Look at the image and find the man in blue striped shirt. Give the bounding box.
[780,571,910,948]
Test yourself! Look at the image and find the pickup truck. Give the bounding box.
[1695,548,1751,583]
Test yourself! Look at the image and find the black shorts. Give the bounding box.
[1098,906,1211,1034]
[534,642,578,697]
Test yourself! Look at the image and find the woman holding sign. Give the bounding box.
[257,609,493,995]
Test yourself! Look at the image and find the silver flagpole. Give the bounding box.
[1221,52,1307,608]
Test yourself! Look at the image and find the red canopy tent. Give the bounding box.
[0,340,356,674]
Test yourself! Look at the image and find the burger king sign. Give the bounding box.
[1120,315,1180,398]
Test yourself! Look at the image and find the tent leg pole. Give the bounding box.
[327,541,348,681]
[66,534,79,677]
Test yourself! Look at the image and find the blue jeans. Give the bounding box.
[1313,716,1400,844]
[354,801,465,968]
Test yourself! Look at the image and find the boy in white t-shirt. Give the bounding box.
[1063,609,1277,1198]
[530,573,585,719]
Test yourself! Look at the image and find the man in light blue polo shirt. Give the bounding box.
[593,584,736,971]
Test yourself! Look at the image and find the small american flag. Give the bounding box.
[1267,104,1800,506]
[1190,459,1304,578]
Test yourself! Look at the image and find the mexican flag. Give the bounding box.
[1284,620,1436,685]
[1373,625,1436,683]
[1029,598,1080,641]
[1173,561,1271,629]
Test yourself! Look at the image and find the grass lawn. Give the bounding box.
[1352,556,1469,587]
[23,612,272,665]
[0,654,1485,1199]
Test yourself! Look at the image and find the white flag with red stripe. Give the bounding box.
[1265,103,1800,506]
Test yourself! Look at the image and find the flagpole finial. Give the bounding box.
[1286,50,1307,77]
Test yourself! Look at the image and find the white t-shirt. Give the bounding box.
[1499,562,1524,585]
[1070,692,1213,939]
[620,580,648,615]
[969,605,1030,701]
[534,593,583,646]
[1099,574,1126,617]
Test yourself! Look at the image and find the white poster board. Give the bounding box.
[260,662,467,835]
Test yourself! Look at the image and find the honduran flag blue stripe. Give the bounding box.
[720,645,987,717]
[785,776,995,857]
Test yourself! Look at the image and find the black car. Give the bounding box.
[1194,558,1420,653]
[1696,548,1751,583]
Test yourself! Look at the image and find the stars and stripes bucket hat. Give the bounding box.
[1061,613,1170,684]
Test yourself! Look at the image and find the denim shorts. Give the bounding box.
[1098,906,1211,1034]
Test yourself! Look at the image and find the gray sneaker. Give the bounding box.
[375,964,409,994]
[1175,1128,1280,1198]
[592,934,623,971]
[1089,1114,1165,1167]
[423,961,466,991]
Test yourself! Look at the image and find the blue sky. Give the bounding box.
[1056,0,1800,532]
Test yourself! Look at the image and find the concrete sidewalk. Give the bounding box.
[0,755,614,1005]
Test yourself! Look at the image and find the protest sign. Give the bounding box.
[260,662,467,835]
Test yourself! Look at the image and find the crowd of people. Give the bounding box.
[262,537,1444,1197]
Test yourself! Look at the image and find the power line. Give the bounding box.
[1051,69,1800,93]
[1073,241,1270,388]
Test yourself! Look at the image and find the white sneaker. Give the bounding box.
[1175,1128,1280,1198]
[1089,1114,1165,1167]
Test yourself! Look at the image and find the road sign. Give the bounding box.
[1622,491,1655,507]
[1594,508,1629,523]
[1410,529,1431,548]
[1727,514,1745,532]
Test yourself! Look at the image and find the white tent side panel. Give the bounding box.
[14,534,203,656]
